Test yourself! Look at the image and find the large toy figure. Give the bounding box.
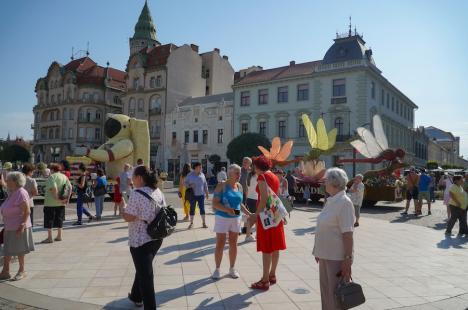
[81,114,150,179]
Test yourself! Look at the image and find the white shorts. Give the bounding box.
[213,215,242,234]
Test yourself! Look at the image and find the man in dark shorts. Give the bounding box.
[402,168,419,215]
[42,163,72,243]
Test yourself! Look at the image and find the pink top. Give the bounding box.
[126,187,164,248]
[1,188,32,231]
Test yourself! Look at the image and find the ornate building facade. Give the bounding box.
[233,29,418,176]
[32,57,126,163]
[121,2,235,169]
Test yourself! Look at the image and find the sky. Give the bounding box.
[0,0,467,157]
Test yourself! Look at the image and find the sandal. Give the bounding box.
[11,271,27,281]
[54,237,62,242]
[41,238,53,244]
[269,275,277,284]
[251,279,270,291]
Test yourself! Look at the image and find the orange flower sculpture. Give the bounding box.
[258,137,295,167]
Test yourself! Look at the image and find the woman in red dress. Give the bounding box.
[250,156,287,290]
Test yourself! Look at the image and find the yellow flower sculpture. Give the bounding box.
[301,114,339,160]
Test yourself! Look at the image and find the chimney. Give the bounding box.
[222,55,228,60]
[214,48,220,53]
[190,44,199,53]
[290,60,295,66]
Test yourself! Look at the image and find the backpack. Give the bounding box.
[59,182,71,200]
[135,189,178,240]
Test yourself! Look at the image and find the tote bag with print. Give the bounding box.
[259,185,288,230]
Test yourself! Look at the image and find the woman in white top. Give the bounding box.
[313,168,355,310]
[348,174,364,227]
[245,166,258,242]
[440,174,454,220]
[122,166,165,310]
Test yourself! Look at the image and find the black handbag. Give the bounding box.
[135,189,178,240]
[93,185,107,197]
[335,279,365,309]
[184,187,194,203]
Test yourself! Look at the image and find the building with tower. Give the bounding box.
[32,57,126,163]
[233,25,419,176]
[121,1,235,169]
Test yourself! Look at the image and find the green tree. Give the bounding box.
[426,161,438,170]
[0,144,30,163]
[226,133,271,165]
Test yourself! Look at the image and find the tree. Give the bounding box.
[0,144,30,163]
[426,161,438,170]
[208,154,221,165]
[226,133,271,165]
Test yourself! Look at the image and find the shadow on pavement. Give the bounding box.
[165,246,215,265]
[293,225,316,236]
[107,236,129,244]
[436,235,468,249]
[158,237,214,255]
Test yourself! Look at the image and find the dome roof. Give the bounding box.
[322,34,375,65]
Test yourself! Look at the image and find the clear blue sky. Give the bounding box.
[1,0,467,157]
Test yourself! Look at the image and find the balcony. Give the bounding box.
[186,143,201,151]
[331,97,347,104]
[149,107,162,115]
[78,117,102,124]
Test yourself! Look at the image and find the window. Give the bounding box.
[133,78,139,89]
[96,111,101,120]
[63,108,67,120]
[299,120,306,138]
[193,130,199,143]
[93,93,99,103]
[297,84,309,101]
[57,94,62,103]
[396,100,400,115]
[172,131,177,140]
[259,121,267,135]
[334,117,344,136]
[217,129,223,143]
[150,77,156,88]
[371,81,375,99]
[219,116,223,121]
[48,128,54,139]
[381,89,385,105]
[138,99,144,112]
[51,95,55,104]
[277,86,288,103]
[241,122,248,134]
[54,128,60,139]
[86,128,93,140]
[173,120,176,125]
[150,95,161,111]
[95,128,101,140]
[240,91,250,106]
[66,89,71,100]
[195,118,198,123]
[113,96,119,104]
[332,79,346,97]
[129,98,136,114]
[386,93,390,108]
[202,130,208,144]
[278,120,286,138]
[69,109,74,120]
[156,75,162,87]
[184,131,189,143]
[79,127,85,138]
[391,97,394,111]
[68,128,73,139]
[258,89,268,105]
[86,109,91,122]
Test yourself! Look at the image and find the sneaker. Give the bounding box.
[11,271,27,281]
[212,268,222,280]
[401,211,408,215]
[428,211,432,215]
[229,268,240,279]
[354,222,360,227]
[245,235,256,242]
[72,221,82,226]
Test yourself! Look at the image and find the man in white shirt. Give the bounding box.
[216,167,227,184]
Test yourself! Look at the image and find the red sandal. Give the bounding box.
[269,275,277,284]
[251,280,270,291]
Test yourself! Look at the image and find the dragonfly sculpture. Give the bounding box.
[258,137,295,167]
[338,114,406,168]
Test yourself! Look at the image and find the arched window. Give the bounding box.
[129,98,136,114]
[334,117,344,136]
[69,108,74,120]
[96,110,102,120]
[63,108,67,120]
[150,95,161,111]
[86,109,92,121]
[137,98,144,112]
[150,77,156,88]
[56,110,60,120]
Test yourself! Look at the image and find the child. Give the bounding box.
[303,185,311,206]
[114,176,124,216]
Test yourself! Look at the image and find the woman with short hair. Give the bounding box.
[313,168,355,310]
[0,172,35,281]
[74,164,94,225]
[250,156,287,290]
[21,163,38,226]
[122,166,165,309]
[211,164,252,279]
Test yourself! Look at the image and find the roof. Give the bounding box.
[133,1,157,40]
[128,43,178,70]
[37,57,126,91]
[235,61,321,85]
[425,126,457,142]
[178,92,234,107]
[322,34,374,65]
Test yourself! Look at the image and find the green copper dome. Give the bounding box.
[133,1,157,40]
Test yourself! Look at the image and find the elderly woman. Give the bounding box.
[122,166,165,309]
[211,164,252,280]
[0,172,35,281]
[22,164,38,226]
[313,168,355,310]
[348,174,364,227]
[250,156,287,291]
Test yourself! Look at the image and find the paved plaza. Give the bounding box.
[1,191,468,309]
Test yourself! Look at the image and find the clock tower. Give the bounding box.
[129,0,160,55]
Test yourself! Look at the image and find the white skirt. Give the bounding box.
[213,216,241,233]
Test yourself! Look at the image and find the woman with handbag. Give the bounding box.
[122,166,165,310]
[74,164,94,225]
[0,172,35,281]
[313,168,356,310]
[250,156,286,291]
[93,169,107,221]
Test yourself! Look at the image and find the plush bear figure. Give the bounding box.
[82,114,149,179]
